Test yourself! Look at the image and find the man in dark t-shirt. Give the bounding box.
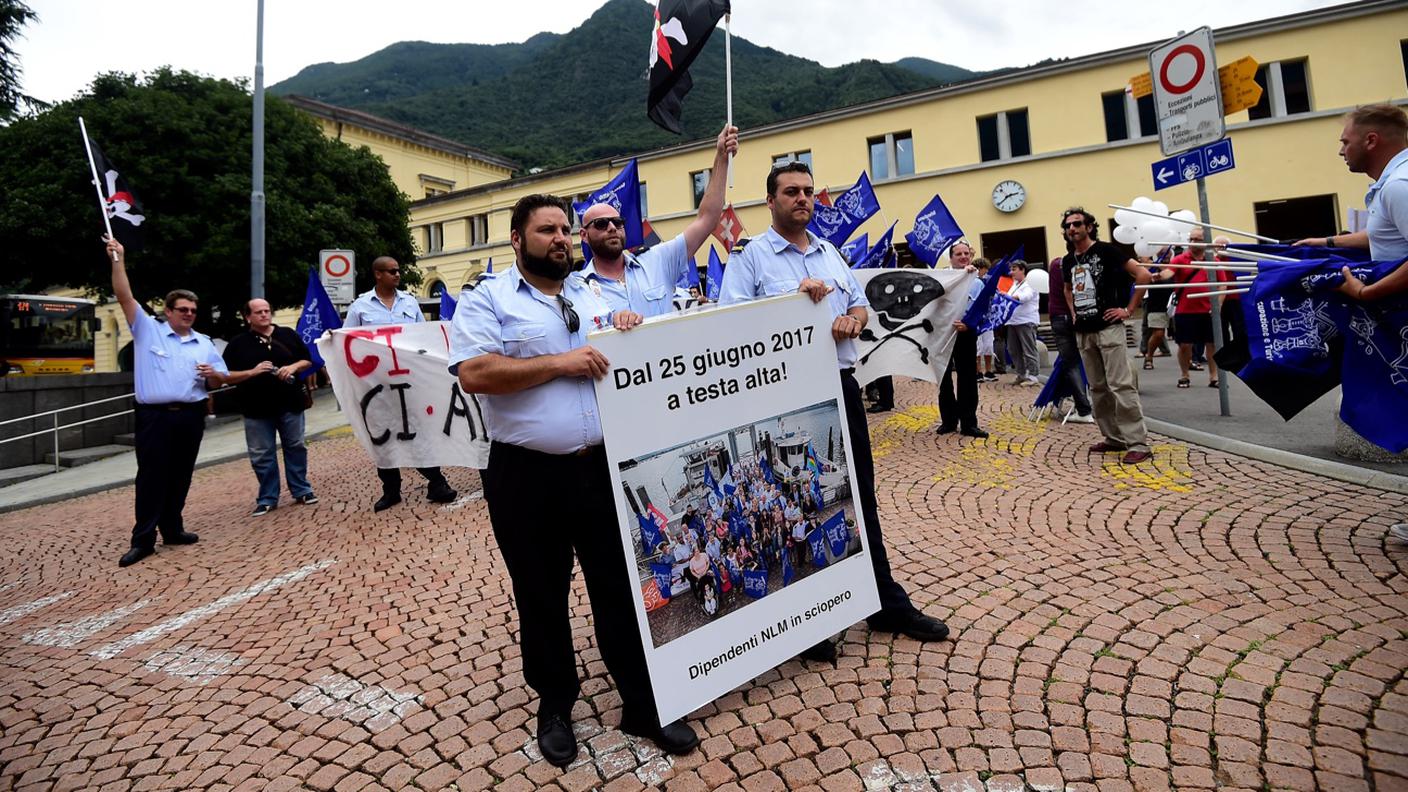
[222,299,319,516]
[1059,208,1153,464]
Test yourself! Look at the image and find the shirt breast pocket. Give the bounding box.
[502,322,548,358]
[149,345,170,371]
[642,284,669,307]
[762,278,799,297]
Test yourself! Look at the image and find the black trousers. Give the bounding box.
[839,371,914,616]
[870,376,894,408]
[132,402,206,550]
[1050,315,1093,415]
[937,329,980,431]
[376,466,448,492]
[481,441,657,725]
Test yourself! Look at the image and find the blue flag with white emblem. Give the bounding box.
[851,222,898,269]
[438,289,457,321]
[703,463,721,498]
[808,171,880,246]
[742,568,768,599]
[650,562,674,601]
[962,248,1020,330]
[296,268,343,378]
[677,255,700,289]
[706,247,725,301]
[782,548,794,586]
[637,513,664,557]
[573,159,643,262]
[806,526,829,568]
[840,233,869,265]
[904,194,964,267]
[822,510,849,558]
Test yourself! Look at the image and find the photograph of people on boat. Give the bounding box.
[619,400,863,648]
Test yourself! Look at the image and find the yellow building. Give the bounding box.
[407,0,1408,297]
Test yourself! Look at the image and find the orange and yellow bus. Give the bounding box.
[1,295,97,375]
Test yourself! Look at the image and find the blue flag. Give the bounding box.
[782,548,794,586]
[975,293,1020,334]
[806,526,829,568]
[702,464,721,498]
[962,248,1021,330]
[637,514,664,557]
[840,233,869,265]
[904,194,964,267]
[742,568,769,599]
[295,268,343,378]
[486,257,493,273]
[573,159,643,261]
[851,222,898,269]
[759,457,775,485]
[808,171,881,246]
[439,289,457,322]
[1032,353,1088,409]
[650,562,674,601]
[706,247,725,301]
[810,476,824,511]
[826,514,849,558]
[677,255,700,289]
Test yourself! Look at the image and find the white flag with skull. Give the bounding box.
[852,268,975,387]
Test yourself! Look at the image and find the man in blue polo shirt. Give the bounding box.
[720,162,952,665]
[106,237,229,568]
[578,125,737,317]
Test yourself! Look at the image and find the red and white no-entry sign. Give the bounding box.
[1148,27,1224,156]
[319,249,356,304]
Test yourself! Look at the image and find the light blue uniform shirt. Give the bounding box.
[343,289,424,327]
[1366,148,1408,261]
[581,234,690,317]
[129,311,228,405]
[719,226,868,368]
[447,267,615,455]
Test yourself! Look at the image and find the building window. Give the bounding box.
[1248,59,1312,120]
[976,109,1031,162]
[1402,39,1407,89]
[772,151,812,170]
[868,131,915,181]
[691,169,711,209]
[639,181,649,218]
[419,174,455,199]
[1102,91,1158,142]
[1253,194,1338,241]
[427,280,446,298]
[467,214,488,247]
[425,222,443,254]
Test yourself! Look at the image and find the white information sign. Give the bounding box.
[1148,27,1225,156]
[590,295,881,725]
[319,249,356,305]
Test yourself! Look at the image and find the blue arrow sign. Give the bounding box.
[1151,138,1236,191]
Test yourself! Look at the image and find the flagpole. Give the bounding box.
[724,13,733,188]
[1107,203,1277,242]
[78,117,119,262]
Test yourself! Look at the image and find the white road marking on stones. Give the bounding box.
[22,599,152,648]
[288,672,423,732]
[0,592,74,627]
[141,645,244,683]
[88,559,335,660]
[441,490,484,511]
[862,760,897,791]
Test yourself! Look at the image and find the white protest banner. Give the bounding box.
[590,294,880,725]
[317,322,491,469]
[853,267,973,387]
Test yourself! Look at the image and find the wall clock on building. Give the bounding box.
[992,180,1026,213]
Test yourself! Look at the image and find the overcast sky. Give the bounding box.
[17,0,1341,105]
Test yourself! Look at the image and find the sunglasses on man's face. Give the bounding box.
[1062,222,1088,230]
[376,268,401,275]
[170,307,197,315]
[587,217,626,231]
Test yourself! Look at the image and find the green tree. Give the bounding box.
[0,69,417,335]
[0,0,39,121]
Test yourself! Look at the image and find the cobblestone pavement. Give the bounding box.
[2,379,1406,792]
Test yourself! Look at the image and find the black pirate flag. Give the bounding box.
[646,0,729,134]
[87,137,146,252]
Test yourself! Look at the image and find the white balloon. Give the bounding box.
[1170,209,1198,225]
[1134,241,1156,258]
[1131,196,1154,211]
[1143,220,1176,244]
[1113,224,1138,244]
[1025,269,1050,295]
[1149,201,1170,217]
[1114,208,1137,228]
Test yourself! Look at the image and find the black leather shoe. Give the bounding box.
[936,424,958,435]
[621,718,699,756]
[868,610,951,642]
[536,713,577,768]
[119,546,153,568]
[162,531,199,545]
[866,404,892,414]
[959,427,989,439]
[799,639,838,665]
[426,483,457,504]
[373,493,402,512]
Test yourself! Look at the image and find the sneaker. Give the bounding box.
[295,494,320,505]
[251,504,275,517]
[1089,441,1124,453]
[1389,524,1408,542]
[1065,411,1095,424]
[1019,377,1040,387]
[1122,450,1153,465]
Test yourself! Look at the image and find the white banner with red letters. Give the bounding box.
[317,322,491,469]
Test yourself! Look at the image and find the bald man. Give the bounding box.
[578,125,738,317]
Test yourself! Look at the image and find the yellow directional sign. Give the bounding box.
[1128,56,1261,115]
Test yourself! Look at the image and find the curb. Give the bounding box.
[1146,417,1408,496]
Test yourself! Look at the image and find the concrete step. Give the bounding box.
[43,444,131,468]
[0,464,56,488]
[114,432,135,446]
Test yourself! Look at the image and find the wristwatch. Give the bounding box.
[1325,236,1336,248]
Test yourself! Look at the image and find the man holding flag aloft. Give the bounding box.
[579,125,737,316]
[720,162,952,663]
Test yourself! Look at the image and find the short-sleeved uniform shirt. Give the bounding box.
[1367,148,1408,261]
[221,325,313,418]
[581,235,690,317]
[129,311,228,405]
[344,289,423,327]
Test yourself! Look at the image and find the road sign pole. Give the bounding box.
[1197,176,1231,417]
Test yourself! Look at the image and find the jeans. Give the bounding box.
[244,412,313,506]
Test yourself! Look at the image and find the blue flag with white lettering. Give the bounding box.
[962,248,1020,330]
[438,289,457,322]
[706,247,725,301]
[650,562,674,600]
[743,568,768,599]
[809,171,881,246]
[573,159,643,262]
[822,510,849,558]
[296,268,343,378]
[806,526,829,568]
[851,222,898,269]
[840,233,869,266]
[976,293,1020,334]
[637,513,664,557]
[904,194,964,267]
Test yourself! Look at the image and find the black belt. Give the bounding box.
[138,401,206,412]
[491,440,604,461]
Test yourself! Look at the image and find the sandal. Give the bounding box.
[1143,360,1155,370]
[1177,378,1191,388]
[1208,380,1219,388]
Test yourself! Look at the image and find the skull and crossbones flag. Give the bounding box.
[86,135,147,252]
[647,0,730,134]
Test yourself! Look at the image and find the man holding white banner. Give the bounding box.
[448,195,698,767]
[720,162,952,662]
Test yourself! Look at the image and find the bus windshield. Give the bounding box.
[1,296,98,375]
